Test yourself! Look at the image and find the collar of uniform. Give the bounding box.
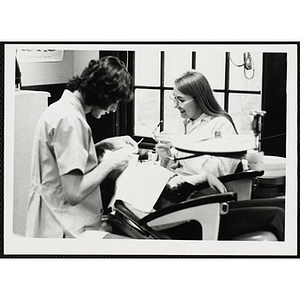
[197,112,213,122]
[62,90,86,118]
[184,112,213,126]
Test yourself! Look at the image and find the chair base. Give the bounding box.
[231,231,278,241]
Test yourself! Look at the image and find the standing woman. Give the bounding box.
[26,56,137,238]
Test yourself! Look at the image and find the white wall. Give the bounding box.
[73,50,99,75]
[18,50,100,87]
[19,50,74,86]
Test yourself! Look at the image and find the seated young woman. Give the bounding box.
[154,70,285,241]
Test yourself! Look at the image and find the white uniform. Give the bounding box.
[26,90,102,238]
[173,113,240,179]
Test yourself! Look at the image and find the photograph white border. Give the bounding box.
[4,42,298,256]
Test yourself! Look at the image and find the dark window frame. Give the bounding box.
[97,49,286,157]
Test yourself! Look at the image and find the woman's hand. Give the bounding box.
[61,148,133,207]
[154,131,172,159]
[120,135,139,152]
[206,173,227,193]
[100,148,132,174]
[155,142,171,160]
[96,135,138,153]
[155,132,173,145]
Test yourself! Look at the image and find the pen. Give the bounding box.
[152,120,163,139]
[154,120,163,130]
[137,138,144,145]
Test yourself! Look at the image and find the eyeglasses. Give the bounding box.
[169,95,194,107]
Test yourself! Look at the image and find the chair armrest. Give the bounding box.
[114,200,142,226]
[193,170,265,191]
[139,192,237,225]
[113,200,170,239]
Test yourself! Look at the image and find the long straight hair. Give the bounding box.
[175,70,238,133]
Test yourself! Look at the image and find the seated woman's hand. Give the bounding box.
[155,142,171,160]
[154,131,173,145]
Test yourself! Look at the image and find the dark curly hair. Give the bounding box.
[67,56,133,109]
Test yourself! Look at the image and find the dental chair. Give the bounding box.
[108,193,236,240]
[107,169,278,241]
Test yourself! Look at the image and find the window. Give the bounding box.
[134,50,192,138]
[93,48,286,157]
[133,48,263,140]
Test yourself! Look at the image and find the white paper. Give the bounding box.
[109,164,174,213]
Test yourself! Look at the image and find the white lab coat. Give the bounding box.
[172,113,240,180]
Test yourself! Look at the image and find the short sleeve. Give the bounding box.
[53,116,90,176]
